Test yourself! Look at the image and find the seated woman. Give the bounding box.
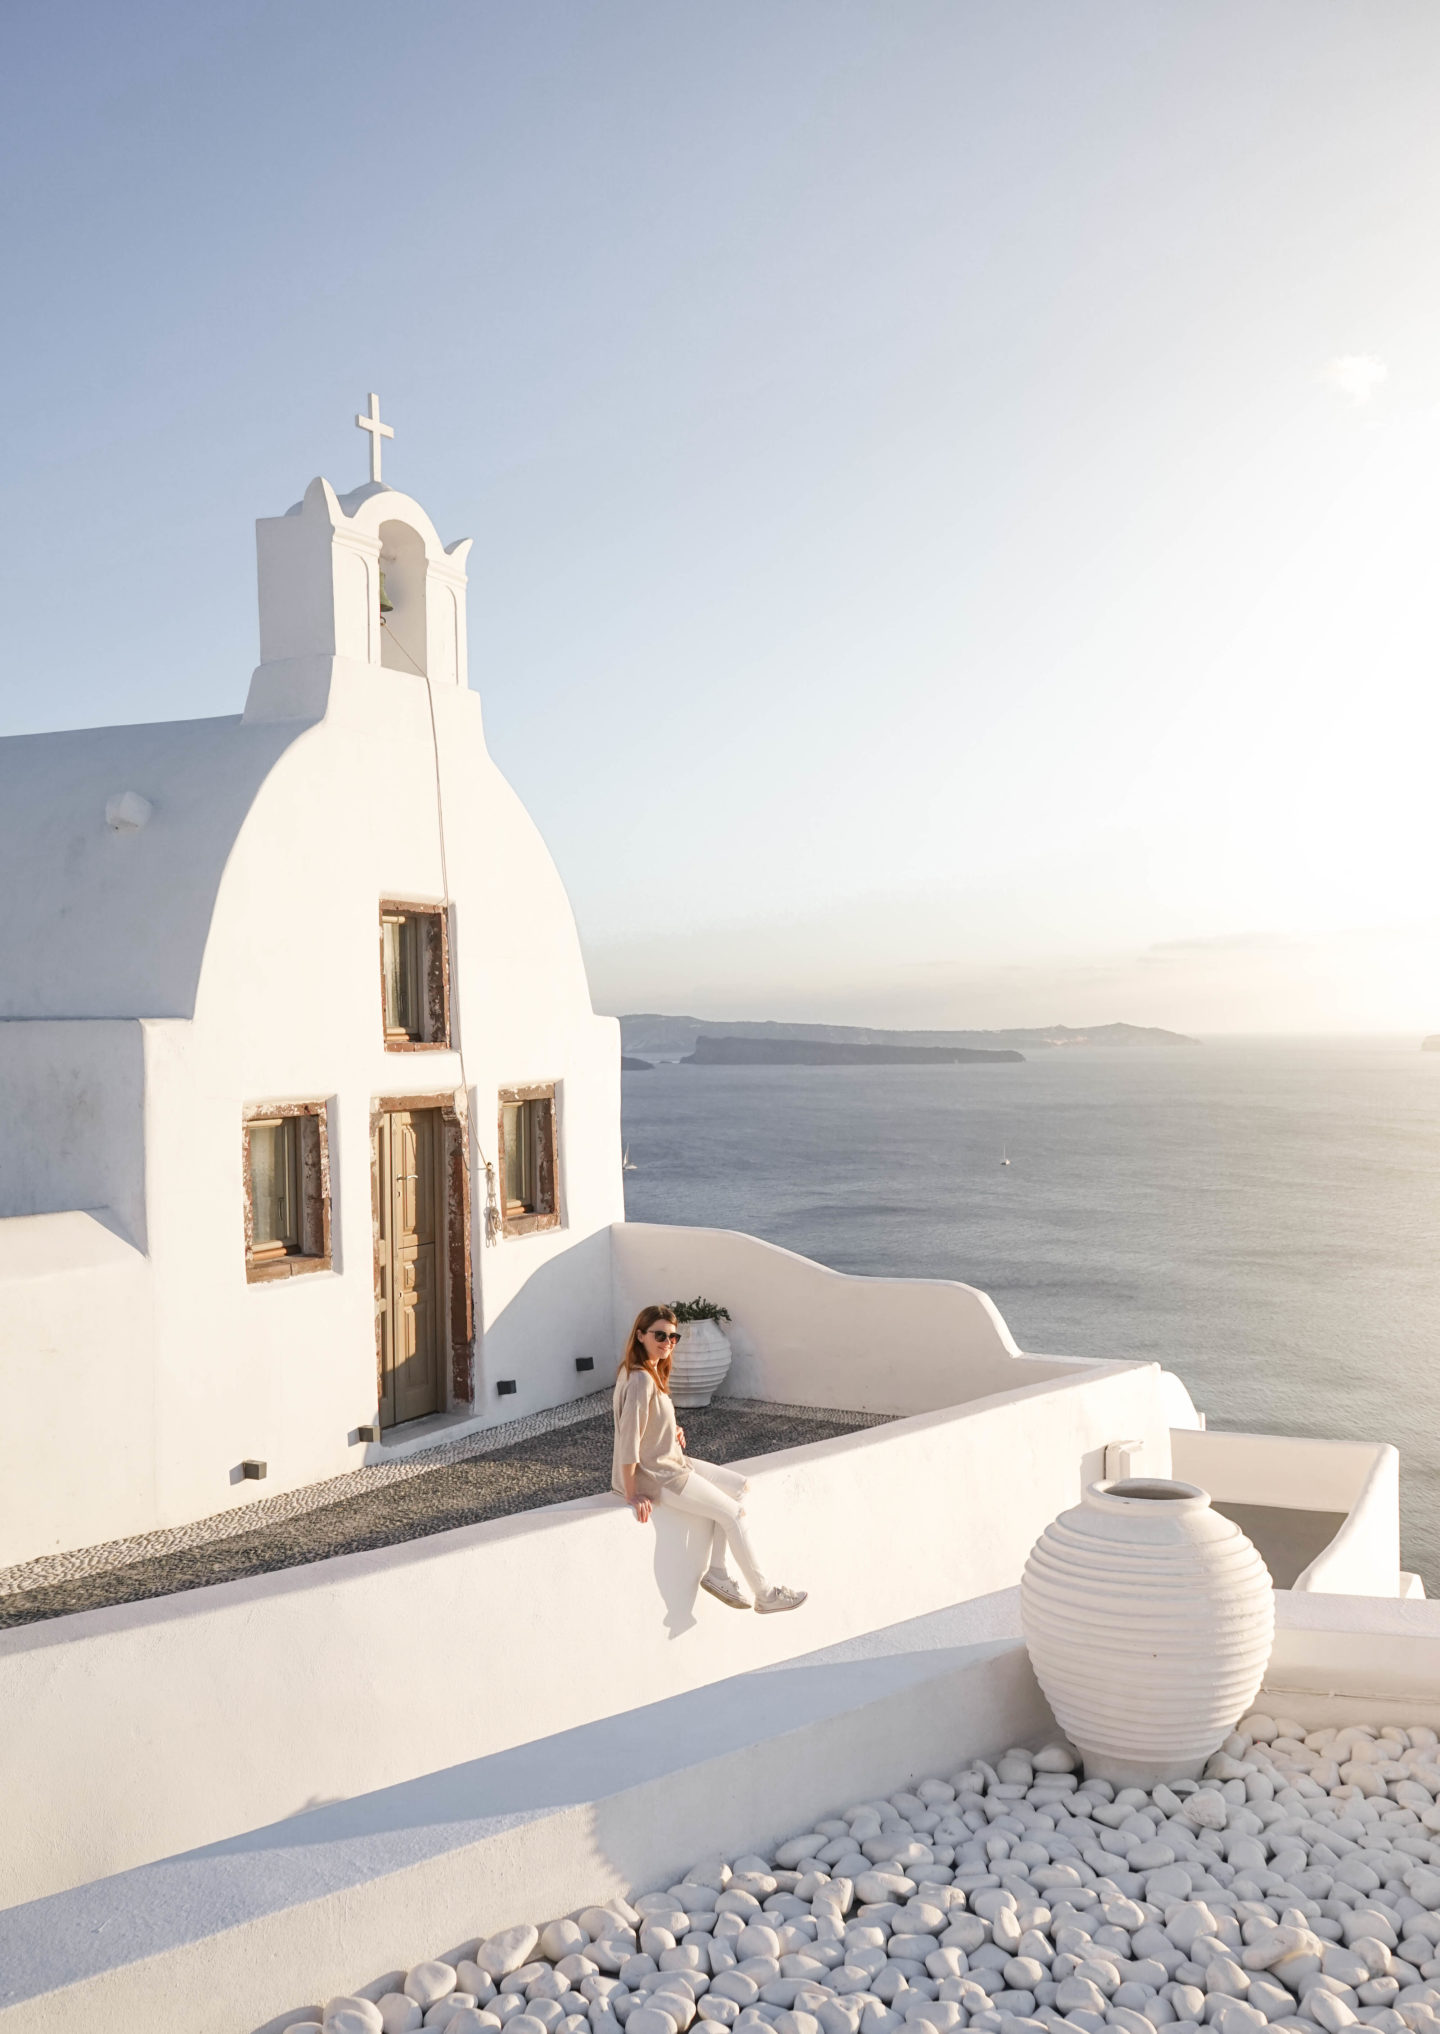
[613,1304,807,1614]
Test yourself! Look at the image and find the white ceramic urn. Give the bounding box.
[1020,1476,1274,1787]
[669,1319,732,1408]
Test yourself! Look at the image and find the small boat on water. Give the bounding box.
[622,1146,638,1173]
[1001,1145,1011,1166]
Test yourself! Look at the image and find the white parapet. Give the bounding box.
[1171,1427,1402,1595]
[0,1596,1050,2034]
[1264,1587,1440,1724]
[0,1355,1175,1909]
[610,1221,1184,1416]
[8,1588,1440,2034]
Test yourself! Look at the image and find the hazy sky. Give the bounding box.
[5,3,1439,1034]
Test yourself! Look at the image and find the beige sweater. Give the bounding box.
[612,1365,689,1498]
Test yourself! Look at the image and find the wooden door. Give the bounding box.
[376,1106,444,1427]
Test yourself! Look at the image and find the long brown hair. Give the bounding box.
[621,1304,679,1392]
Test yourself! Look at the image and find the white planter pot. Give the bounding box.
[1020,1477,1274,1787]
[669,1320,732,1408]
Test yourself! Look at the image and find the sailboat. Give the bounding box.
[1001,1144,1011,1167]
[622,1146,638,1173]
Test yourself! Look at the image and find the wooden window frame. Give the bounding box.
[497,1084,561,1237]
[379,900,452,1051]
[370,1091,476,1410]
[243,1100,333,1283]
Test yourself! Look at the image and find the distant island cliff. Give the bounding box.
[619,1013,1199,1060]
[683,1035,1024,1067]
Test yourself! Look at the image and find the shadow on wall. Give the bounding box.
[217,1638,1004,1860]
[242,1603,1042,2032]
[476,1226,618,1412]
[652,1505,719,1641]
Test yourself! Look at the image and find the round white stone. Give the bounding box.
[1055,1978,1109,2014]
[1309,1995,1358,2034]
[328,2001,385,2032]
[854,1874,914,1907]
[543,1924,591,1963]
[1109,2010,1160,2034]
[378,1996,425,2034]
[628,2009,683,2034]
[477,1932,544,1981]
[653,1985,699,2026]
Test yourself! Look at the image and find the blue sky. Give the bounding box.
[5,3,1440,1031]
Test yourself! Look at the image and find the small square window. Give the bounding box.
[497,1086,560,1236]
[380,904,450,1048]
[244,1105,331,1280]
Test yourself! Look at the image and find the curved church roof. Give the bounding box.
[0,714,305,1020]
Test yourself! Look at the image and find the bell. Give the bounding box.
[378,568,394,614]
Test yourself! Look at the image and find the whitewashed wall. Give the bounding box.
[613,1222,1115,1412]
[0,1600,1049,2034]
[0,1213,156,1559]
[0,1358,1177,1908]
[10,1590,1440,2034]
[1170,1428,1402,1595]
[0,1020,148,1245]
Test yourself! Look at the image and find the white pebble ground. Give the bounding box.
[305,1715,1440,2034]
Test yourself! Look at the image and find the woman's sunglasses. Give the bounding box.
[647,1328,681,1344]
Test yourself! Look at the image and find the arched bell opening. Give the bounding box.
[378,519,429,677]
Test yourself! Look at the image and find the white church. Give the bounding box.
[0,401,625,1568]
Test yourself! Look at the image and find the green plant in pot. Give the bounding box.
[668,1297,733,1408]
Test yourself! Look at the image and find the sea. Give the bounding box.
[620,1036,1440,1592]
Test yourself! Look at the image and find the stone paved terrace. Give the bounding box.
[0,1396,891,1629]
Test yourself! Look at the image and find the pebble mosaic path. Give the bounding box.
[0,1397,888,1629]
[299,1714,1440,2034]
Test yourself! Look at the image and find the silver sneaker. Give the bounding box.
[700,1569,752,1611]
[755,1584,808,1615]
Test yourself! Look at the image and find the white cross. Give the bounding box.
[355,391,394,484]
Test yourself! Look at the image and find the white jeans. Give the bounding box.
[657,1458,768,1595]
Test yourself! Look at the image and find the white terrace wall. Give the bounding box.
[1171,1428,1401,1595]
[0,1599,1048,2034]
[1263,1589,1440,1726]
[0,1356,1176,1909]
[611,1223,1125,1413]
[12,1592,1440,2034]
